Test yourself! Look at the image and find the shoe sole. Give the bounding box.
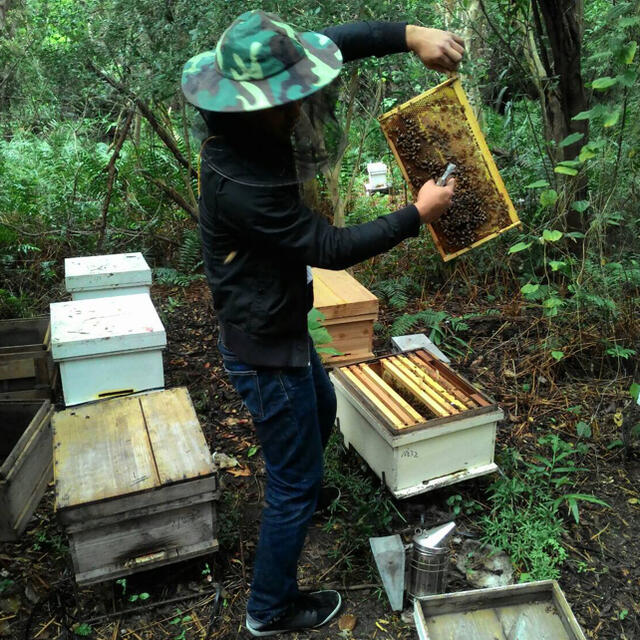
[246,592,342,637]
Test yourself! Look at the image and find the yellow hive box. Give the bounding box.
[379,77,520,261]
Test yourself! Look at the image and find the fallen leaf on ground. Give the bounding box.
[338,614,357,631]
[227,465,251,477]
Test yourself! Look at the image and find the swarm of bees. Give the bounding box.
[387,110,508,252]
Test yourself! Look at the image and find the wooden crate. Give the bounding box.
[0,400,53,541]
[0,317,56,401]
[379,77,520,261]
[53,387,218,585]
[331,350,502,498]
[50,294,166,406]
[414,580,586,640]
[312,268,379,366]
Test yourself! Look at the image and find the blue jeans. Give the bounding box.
[218,338,337,623]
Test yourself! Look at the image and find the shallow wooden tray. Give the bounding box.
[414,580,586,640]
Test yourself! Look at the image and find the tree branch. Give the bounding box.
[97,106,134,250]
[140,171,198,222]
[89,62,197,181]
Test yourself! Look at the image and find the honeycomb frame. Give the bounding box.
[379,77,520,261]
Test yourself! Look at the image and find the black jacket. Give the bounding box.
[199,21,421,367]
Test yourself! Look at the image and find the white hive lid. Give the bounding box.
[50,294,166,361]
[64,253,152,292]
[367,162,388,175]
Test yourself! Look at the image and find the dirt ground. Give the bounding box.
[1,279,638,640]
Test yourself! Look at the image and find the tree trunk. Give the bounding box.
[0,0,9,28]
[532,0,589,232]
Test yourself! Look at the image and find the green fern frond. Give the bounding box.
[371,276,418,310]
[177,229,202,274]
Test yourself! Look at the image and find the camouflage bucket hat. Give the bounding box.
[182,10,343,112]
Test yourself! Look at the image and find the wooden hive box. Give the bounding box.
[312,268,379,366]
[50,293,166,406]
[0,317,56,401]
[0,400,53,541]
[65,252,152,300]
[52,387,218,585]
[331,350,502,498]
[413,580,586,640]
[379,77,520,261]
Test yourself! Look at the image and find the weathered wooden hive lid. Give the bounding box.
[64,253,151,292]
[52,388,214,511]
[50,293,166,361]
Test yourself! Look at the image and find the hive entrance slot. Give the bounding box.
[98,389,134,398]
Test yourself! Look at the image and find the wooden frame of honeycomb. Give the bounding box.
[379,77,521,261]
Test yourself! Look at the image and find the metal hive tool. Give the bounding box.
[379,77,521,261]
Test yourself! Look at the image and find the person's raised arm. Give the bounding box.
[320,21,464,71]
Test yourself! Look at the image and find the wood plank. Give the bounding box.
[0,358,35,381]
[59,475,216,526]
[139,388,214,485]
[341,367,407,429]
[357,364,423,425]
[321,350,374,367]
[0,401,53,540]
[401,354,468,411]
[54,395,159,510]
[390,356,461,415]
[381,359,452,418]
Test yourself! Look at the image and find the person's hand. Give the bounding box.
[414,178,455,224]
[406,25,465,73]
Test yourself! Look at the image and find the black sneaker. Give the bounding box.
[245,590,342,637]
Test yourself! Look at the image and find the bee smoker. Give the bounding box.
[406,521,456,601]
[369,521,456,610]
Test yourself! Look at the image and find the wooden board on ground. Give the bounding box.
[0,400,53,541]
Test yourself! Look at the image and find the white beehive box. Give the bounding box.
[53,387,218,585]
[65,253,151,300]
[50,294,166,406]
[331,350,502,499]
[367,162,389,188]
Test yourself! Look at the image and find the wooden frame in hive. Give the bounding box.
[379,77,520,261]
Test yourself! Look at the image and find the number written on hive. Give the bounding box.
[401,449,419,459]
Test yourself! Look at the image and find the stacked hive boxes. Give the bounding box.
[312,267,379,367]
[47,252,218,584]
